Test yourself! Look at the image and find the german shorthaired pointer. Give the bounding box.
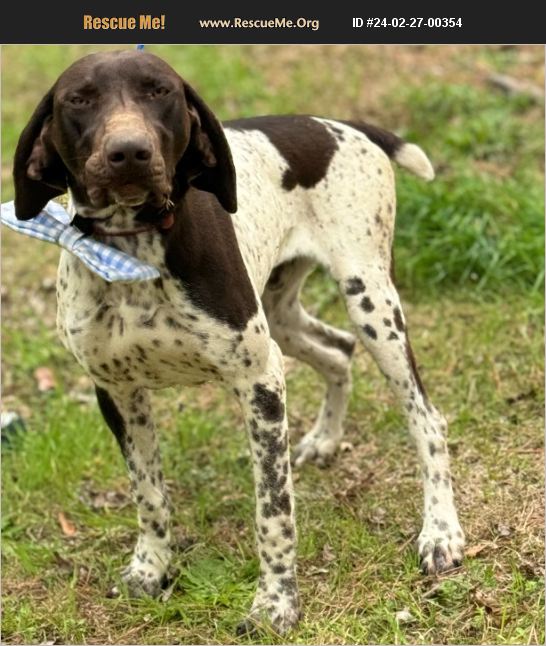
[13,50,464,633]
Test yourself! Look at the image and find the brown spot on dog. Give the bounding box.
[252,384,285,423]
[346,277,366,295]
[341,120,403,159]
[393,307,405,332]
[405,338,428,401]
[329,334,356,357]
[163,189,258,330]
[228,115,338,191]
[362,324,377,340]
[95,386,127,454]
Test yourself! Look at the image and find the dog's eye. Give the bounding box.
[68,95,89,107]
[149,86,170,98]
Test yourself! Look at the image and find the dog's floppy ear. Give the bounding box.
[13,86,68,219]
[178,81,237,213]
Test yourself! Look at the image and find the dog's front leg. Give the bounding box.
[95,385,172,597]
[234,341,300,635]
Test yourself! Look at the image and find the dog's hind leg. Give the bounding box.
[334,261,465,574]
[263,258,356,467]
[95,385,172,596]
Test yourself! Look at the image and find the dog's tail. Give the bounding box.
[342,120,435,181]
[392,142,435,181]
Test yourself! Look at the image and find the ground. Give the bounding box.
[1,45,544,644]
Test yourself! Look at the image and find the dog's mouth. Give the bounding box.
[109,183,151,207]
[84,147,173,211]
[84,172,173,212]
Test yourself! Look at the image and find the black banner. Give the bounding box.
[1,2,545,44]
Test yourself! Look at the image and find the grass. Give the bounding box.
[1,45,544,644]
[392,82,544,294]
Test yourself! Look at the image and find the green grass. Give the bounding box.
[392,82,544,294]
[1,45,544,644]
[2,295,543,644]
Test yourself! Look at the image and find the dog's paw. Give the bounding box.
[237,596,300,636]
[122,565,168,598]
[418,524,465,574]
[292,432,338,468]
[112,561,169,598]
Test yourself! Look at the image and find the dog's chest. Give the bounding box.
[56,238,263,389]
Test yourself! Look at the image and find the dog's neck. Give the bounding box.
[68,190,174,236]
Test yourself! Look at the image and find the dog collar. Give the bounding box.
[91,211,175,237]
[71,210,175,237]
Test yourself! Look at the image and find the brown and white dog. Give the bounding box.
[12,50,464,634]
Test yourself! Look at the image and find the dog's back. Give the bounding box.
[224,115,434,292]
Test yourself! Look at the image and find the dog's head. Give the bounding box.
[13,50,237,219]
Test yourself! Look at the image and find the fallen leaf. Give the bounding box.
[34,366,56,392]
[40,277,56,293]
[495,523,512,538]
[370,506,387,525]
[93,490,129,511]
[395,608,416,624]
[334,464,375,500]
[422,581,443,599]
[309,566,329,576]
[473,589,501,614]
[466,542,495,558]
[519,558,544,579]
[322,543,336,563]
[79,484,130,511]
[53,552,73,574]
[57,511,77,536]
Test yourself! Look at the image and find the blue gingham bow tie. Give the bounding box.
[0,200,160,282]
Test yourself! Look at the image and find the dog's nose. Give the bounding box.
[105,135,152,172]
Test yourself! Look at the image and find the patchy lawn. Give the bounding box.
[1,45,544,644]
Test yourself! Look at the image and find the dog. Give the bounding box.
[12,50,464,634]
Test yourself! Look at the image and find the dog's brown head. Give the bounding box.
[13,50,237,219]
